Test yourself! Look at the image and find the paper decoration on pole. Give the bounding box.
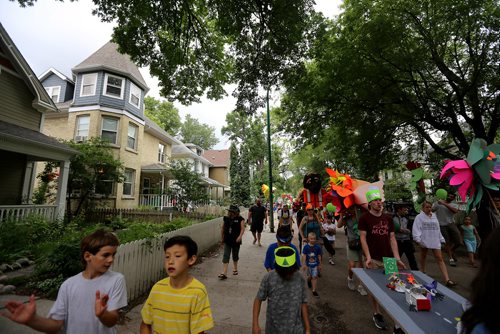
[325,168,385,210]
[406,161,427,212]
[435,188,448,200]
[261,184,270,200]
[326,203,336,213]
[440,138,500,213]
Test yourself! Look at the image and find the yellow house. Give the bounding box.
[39,42,224,210]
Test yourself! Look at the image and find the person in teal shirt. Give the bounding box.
[460,216,481,267]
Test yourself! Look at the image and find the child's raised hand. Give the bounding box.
[95,290,109,317]
[2,294,36,324]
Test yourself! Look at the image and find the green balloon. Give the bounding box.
[326,203,336,212]
[436,188,448,200]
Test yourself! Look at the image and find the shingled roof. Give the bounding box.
[202,149,230,167]
[72,41,149,91]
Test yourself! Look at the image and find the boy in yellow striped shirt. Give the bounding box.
[140,236,214,334]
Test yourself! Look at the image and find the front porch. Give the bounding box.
[0,204,57,222]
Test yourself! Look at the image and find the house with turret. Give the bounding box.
[39,42,226,209]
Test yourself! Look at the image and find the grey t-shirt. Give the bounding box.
[432,202,458,226]
[48,270,127,334]
[393,215,411,241]
[256,271,307,334]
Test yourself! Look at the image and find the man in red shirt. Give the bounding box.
[359,187,405,331]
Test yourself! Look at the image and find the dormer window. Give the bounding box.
[129,82,141,108]
[103,73,124,99]
[45,86,61,103]
[81,73,97,97]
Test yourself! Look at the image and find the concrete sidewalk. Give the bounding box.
[117,224,274,333]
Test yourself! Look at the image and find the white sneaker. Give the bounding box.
[347,276,356,291]
[358,285,368,296]
[329,258,335,265]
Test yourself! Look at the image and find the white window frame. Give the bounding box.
[127,123,138,150]
[101,116,119,145]
[45,86,61,103]
[158,143,166,163]
[129,82,141,108]
[80,73,98,97]
[103,73,125,99]
[75,115,90,139]
[123,169,135,196]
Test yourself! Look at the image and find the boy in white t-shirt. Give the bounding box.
[322,213,337,264]
[3,229,127,334]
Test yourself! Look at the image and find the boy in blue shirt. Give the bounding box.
[264,226,301,271]
[301,232,322,297]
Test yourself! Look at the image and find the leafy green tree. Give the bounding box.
[16,0,316,111]
[166,160,209,210]
[229,142,242,204]
[279,0,499,174]
[239,145,251,206]
[66,137,124,220]
[179,114,218,149]
[222,110,267,171]
[144,96,181,135]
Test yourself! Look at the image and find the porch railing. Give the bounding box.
[139,194,176,209]
[0,205,57,222]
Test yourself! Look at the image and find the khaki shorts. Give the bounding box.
[369,259,385,269]
[346,244,363,263]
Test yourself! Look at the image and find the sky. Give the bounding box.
[0,0,342,149]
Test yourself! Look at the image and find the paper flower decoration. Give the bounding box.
[440,138,500,213]
[326,168,355,210]
[325,168,385,209]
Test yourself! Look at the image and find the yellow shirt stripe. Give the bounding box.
[141,277,214,333]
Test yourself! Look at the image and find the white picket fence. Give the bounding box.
[111,216,224,301]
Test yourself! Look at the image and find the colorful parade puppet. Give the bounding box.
[297,172,333,210]
[326,168,386,213]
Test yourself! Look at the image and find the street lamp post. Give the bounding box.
[266,88,274,232]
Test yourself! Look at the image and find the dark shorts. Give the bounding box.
[251,221,264,233]
[440,224,461,246]
[223,243,241,263]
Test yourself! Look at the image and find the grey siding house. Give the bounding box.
[0,23,77,220]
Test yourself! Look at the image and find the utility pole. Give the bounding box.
[266,88,274,232]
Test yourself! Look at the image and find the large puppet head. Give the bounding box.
[303,173,322,193]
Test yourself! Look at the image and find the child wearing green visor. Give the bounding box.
[252,247,311,334]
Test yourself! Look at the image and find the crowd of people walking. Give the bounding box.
[3,188,499,334]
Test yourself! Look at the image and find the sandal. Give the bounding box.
[445,280,457,287]
[233,270,238,275]
[218,274,227,280]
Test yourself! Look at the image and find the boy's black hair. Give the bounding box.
[274,247,297,280]
[80,229,119,266]
[276,225,293,243]
[164,235,198,259]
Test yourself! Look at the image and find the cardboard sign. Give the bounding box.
[383,257,398,275]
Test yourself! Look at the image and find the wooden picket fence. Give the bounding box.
[110,216,224,301]
[85,207,224,224]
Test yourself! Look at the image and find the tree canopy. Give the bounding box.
[179,114,218,149]
[16,0,318,112]
[278,0,499,178]
[144,96,182,136]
